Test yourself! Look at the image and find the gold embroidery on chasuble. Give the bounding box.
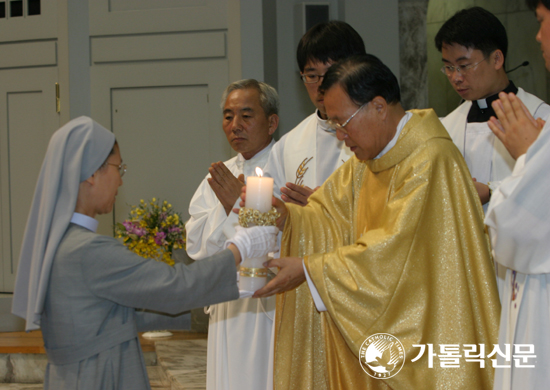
[274,109,500,390]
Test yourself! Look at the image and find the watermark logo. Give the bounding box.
[359,333,405,379]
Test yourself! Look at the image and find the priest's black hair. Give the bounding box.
[320,54,401,106]
[435,7,508,61]
[526,0,550,10]
[296,21,366,72]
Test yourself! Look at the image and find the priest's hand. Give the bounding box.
[488,92,545,160]
[252,257,305,298]
[280,183,319,206]
[472,178,490,205]
[208,162,245,215]
[237,187,289,231]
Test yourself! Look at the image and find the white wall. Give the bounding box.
[343,0,400,78]
[241,0,265,81]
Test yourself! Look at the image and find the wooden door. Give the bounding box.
[0,67,59,292]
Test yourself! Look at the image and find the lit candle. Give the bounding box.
[239,167,273,292]
[245,167,273,213]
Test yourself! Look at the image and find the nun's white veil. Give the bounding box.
[12,116,116,330]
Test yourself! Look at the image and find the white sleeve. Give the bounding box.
[303,260,327,312]
[534,101,550,121]
[485,123,550,274]
[185,174,239,260]
[263,136,287,200]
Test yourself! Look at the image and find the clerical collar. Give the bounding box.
[467,81,518,123]
[316,109,334,133]
[375,111,413,160]
[70,212,98,232]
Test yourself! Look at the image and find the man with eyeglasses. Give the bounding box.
[262,21,365,206]
[435,7,550,210]
[252,54,500,389]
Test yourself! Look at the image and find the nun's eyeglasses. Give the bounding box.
[106,161,127,177]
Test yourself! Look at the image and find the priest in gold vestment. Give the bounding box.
[252,55,501,389]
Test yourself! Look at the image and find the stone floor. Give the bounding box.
[0,364,171,390]
[155,340,207,390]
[0,332,207,390]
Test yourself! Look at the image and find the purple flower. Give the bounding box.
[123,221,147,237]
[169,226,181,234]
[155,231,166,246]
[122,220,134,231]
[135,227,147,237]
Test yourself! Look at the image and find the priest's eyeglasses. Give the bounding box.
[106,161,127,177]
[300,73,325,84]
[440,57,488,77]
[327,103,367,132]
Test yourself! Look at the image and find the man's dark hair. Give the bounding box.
[526,0,550,10]
[435,7,508,61]
[297,21,366,72]
[320,54,401,106]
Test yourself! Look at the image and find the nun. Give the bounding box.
[11,116,277,390]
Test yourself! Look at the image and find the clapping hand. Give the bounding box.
[280,183,319,206]
[208,162,245,215]
[488,92,546,160]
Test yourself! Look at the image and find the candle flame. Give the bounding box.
[255,167,263,177]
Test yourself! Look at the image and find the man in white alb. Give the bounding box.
[436,7,550,297]
[186,79,279,390]
[485,1,550,388]
[262,21,366,205]
[436,6,550,211]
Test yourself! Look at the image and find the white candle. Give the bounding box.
[239,167,273,292]
[245,167,273,213]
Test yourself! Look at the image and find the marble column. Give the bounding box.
[399,0,430,110]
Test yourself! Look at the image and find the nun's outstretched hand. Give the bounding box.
[225,226,279,264]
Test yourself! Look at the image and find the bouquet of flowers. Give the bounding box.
[115,198,186,266]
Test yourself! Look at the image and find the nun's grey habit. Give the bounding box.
[12,117,239,389]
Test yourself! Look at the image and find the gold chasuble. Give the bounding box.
[274,109,500,390]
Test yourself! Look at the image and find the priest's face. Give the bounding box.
[301,60,333,119]
[535,3,550,71]
[441,43,504,101]
[324,85,389,161]
[222,88,277,160]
